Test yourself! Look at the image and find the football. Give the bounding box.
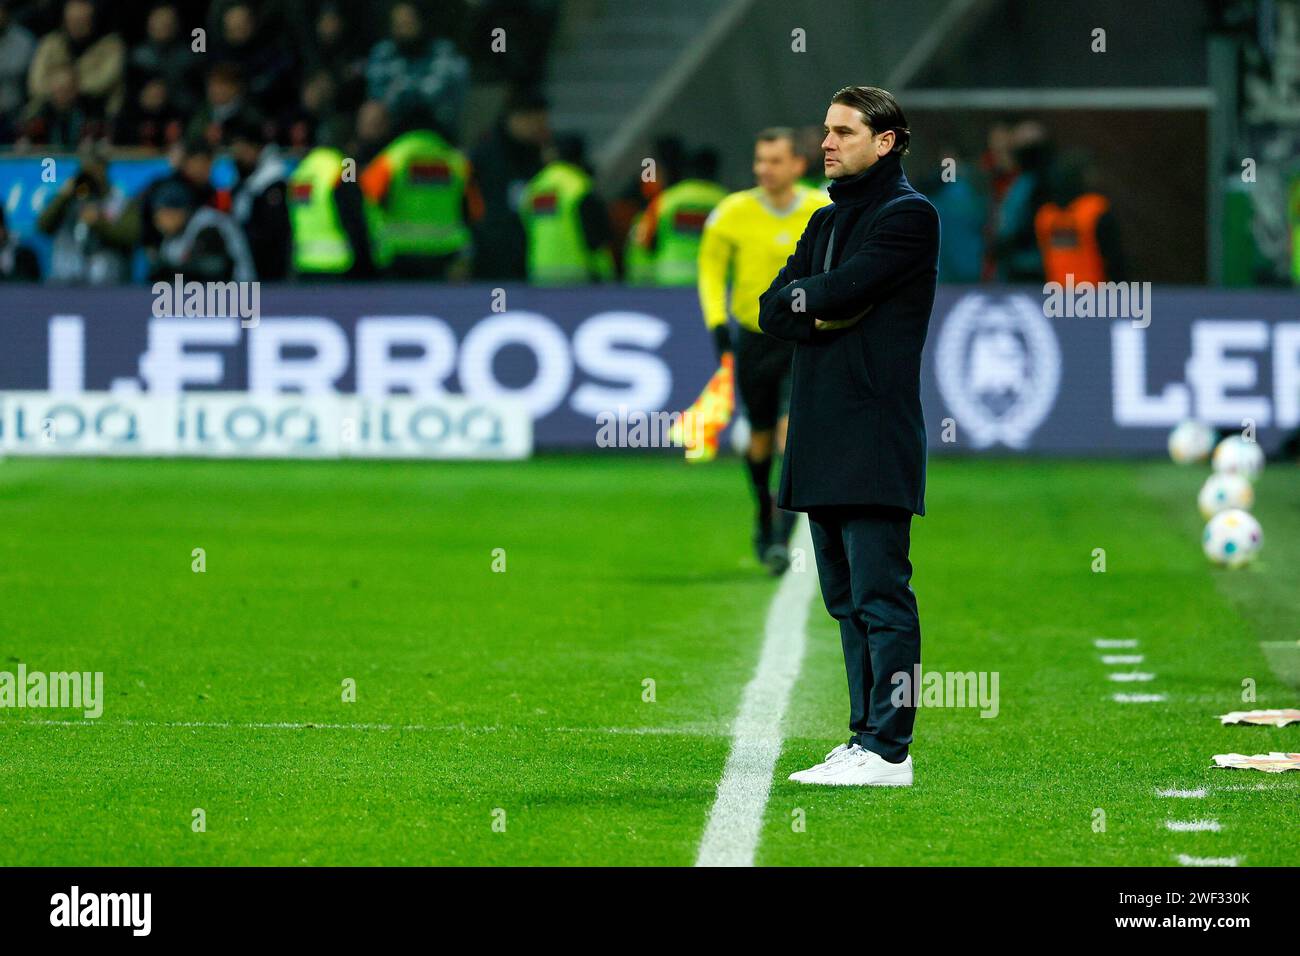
[1211,434,1265,480]
[1202,508,1264,567]
[1167,419,1215,464]
[1197,472,1254,519]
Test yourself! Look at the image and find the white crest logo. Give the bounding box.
[935,294,1061,448]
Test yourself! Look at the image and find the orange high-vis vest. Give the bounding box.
[1034,193,1109,284]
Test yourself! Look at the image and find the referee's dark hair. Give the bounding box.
[755,126,799,152]
[830,86,911,156]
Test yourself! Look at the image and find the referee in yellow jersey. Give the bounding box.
[698,128,831,574]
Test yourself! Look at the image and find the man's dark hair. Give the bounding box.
[755,126,799,154]
[684,147,719,181]
[181,135,213,158]
[225,112,263,146]
[553,132,588,169]
[208,62,244,87]
[829,86,910,156]
[505,84,549,115]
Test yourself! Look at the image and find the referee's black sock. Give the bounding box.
[746,455,774,533]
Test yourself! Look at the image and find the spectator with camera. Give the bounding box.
[35,145,128,283]
[95,137,221,265]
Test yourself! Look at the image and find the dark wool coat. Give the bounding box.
[758,151,940,515]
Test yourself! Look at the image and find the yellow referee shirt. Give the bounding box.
[697,185,831,334]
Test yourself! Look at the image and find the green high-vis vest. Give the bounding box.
[520,161,613,285]
[288,147,354,275]
[370,130,471,264]
[652,178,726,286]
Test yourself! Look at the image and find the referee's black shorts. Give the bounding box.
[734,325,795,431]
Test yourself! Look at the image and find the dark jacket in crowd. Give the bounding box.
[758,151,940,516]
[468,116,544,280]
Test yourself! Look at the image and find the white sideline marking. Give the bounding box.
[696,517,817,868]
[1157,788,1207,798]
[1094,639,1139,648]
[1112,693,1167,703]
[1165,819,1221,832]
[1177,854,1239,867]
[7,718,724,737]
[1101,655,1144,664]
[1108,672,1156,682]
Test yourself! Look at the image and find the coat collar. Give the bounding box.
[826,152,904,208]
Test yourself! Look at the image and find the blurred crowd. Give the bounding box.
[920,119,1127,286]
[0,0,556,149]
[0,0,1153,291]
[0,0,578,285]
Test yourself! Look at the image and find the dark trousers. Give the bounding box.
[808,505,920,762]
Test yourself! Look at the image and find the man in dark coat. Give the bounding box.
[759,86,939,787]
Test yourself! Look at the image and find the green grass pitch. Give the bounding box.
[0,454,1296,866]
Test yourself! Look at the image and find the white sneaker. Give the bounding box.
[787,742,854,782]
[791,744,913,787]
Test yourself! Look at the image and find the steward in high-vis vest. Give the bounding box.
[646,149,726,286]
[519,134,613,285]
[288,146,375,279]
[1034,154,1124,284]
[360,126,482,280]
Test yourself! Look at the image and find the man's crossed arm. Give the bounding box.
[758,201,939,343]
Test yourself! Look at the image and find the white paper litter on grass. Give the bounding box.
[1216,709,1300,728]
[1211,752,1300,773]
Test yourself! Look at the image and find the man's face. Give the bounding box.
[147,6,177,44]
[64,1,93,40]
[821,103,892,177]
[153,207,187,237]
[506,108,548,145]
[752,137,805,192]
[140,78,167,111]
[231,139,258,175]
[317,10,342,45]
[391,4,420,43]
[223,6,253,46]
[181,153,212,185]
[302,73,334,112]
[357,101,389,141]
[208,76,238,107]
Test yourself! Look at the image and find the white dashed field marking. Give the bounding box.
[1112,693,1167,703]
[1108,672,1156,682]
[696,516,817,868]
[1156,788,1207,798]
[1165,819,1222,832]
[1100,655,1144,665]
[1094,639,1139,649]
[1176,854,1239,867]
